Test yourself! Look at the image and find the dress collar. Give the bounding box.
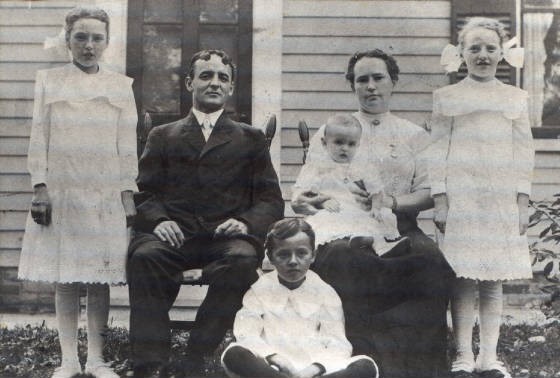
[43,63,133,109]
[355,110,392,126]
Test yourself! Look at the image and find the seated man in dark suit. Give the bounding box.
[127,49,284,378]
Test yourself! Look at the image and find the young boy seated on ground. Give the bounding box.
[221,218,379,378]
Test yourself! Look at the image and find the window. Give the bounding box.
[523,0,560,128]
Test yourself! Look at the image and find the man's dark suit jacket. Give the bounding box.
[134,111,284,252]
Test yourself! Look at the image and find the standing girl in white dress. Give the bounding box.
[430,18,534,378]
[18,7,138,378]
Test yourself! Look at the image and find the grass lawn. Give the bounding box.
[2,308,560,378]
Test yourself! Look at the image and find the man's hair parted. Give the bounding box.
[187,49,237,83]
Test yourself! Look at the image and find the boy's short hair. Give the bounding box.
[265,218,315,253]
[324,114,362,138]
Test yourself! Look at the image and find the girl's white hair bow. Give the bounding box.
[44,27,72,61]
[440,36,524,73]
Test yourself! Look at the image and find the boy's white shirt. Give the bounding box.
[231,270,354,373]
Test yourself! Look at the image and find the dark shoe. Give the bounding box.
[479,369,510,378]
[449,370,476,378]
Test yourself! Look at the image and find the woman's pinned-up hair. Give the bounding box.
[458,17,508,48]
[64,6,110,42]
[345,49,400,88]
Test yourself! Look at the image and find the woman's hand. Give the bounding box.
[322,199,341,213]
[349,183,372,211]
[433,193,448,234]
[31,184,51,225]
[292,191,331,215]
[121,190,137,227]
[518,193,529,236]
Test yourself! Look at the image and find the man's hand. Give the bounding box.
[433,193,448,234]
[518,193,530,236]
[214,218,248,237]
[349,182,372,211]
[121,190,137,227]
[154,220,185,248]
[31,184,51,226]
[322,199,340,213]
[267,354,298,376]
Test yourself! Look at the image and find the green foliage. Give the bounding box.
[0,325,232,377]
[529,194,560,282]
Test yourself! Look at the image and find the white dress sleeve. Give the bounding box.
[116,80,139,192]
[512,96,534,196]
[428,91,453,196]
[27,70,50,187]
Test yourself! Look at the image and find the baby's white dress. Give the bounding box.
[429,77,534,281]
[18,64,138,284]
[292,152,398,248]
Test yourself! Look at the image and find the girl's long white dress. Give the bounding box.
[429,77,534,281]
[18,64,138,284]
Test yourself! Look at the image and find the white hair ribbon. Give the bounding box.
[44,27,72,61]
[502,36,524,68]
[440,36,524,73]
[440,44,462,73]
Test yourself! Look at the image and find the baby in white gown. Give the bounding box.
[292,114,404,255]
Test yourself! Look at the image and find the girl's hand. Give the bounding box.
[31,184,51,226]
[518,193,529,235]
[322,199,340,213]
[433,193,448,234]
[121,190,137,227]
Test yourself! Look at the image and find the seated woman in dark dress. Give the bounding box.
[292,49,454,378]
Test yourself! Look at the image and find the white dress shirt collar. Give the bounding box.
[192,108,224,140]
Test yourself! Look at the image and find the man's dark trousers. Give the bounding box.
[127,232,260,364]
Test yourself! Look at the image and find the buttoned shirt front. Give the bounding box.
[192,108,224,141]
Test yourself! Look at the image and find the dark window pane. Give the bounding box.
[199,0,238,24]
[144,0,182,23]
[142,25,182,114]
